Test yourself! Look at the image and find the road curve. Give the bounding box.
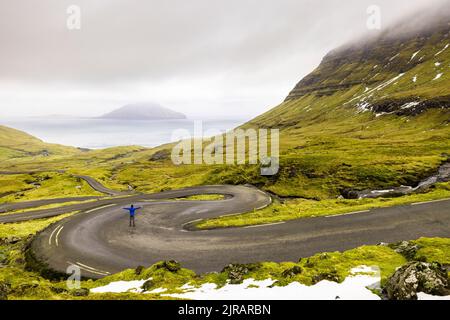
[0,172,129,214]
[74,175,132,197]
[28,187,450,278]
[1,173,449,278]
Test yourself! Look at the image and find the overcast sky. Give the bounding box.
[0,0,444,120]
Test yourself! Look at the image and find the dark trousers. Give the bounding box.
[129,216,135,227]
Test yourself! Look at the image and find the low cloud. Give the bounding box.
[0,0,444,118]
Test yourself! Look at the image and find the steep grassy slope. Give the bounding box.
[233,19,450,198]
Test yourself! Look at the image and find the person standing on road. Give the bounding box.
[123,204,141,227]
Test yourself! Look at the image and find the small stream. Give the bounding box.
[351,161,450,199]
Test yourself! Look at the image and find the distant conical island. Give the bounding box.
[99,103,187,120]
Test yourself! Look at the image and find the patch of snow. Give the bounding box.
[147,288,168,294]
[374,73,405,91]
[346,73,405,105]
[91,278,151,293]
[364,87,370,93]
[409,50,420,61]
[389,53,399,62]
[435,43,449,56]
[412,75,417,83]
[417,293,450,300]
[350,266,379,275]
[371,189,394,194]
[164,266,382,300]
[87,266,450,300]
[373,65,378,69]
[356,102,371,113]
[433,73,443,80]
[401,101,420,109]
[435,62,441,67]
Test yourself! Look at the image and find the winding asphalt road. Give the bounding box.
[1,174,449,278]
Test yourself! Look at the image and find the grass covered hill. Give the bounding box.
[0,125,80,161]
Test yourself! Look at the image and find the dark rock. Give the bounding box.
[0,281,11,300]
[384,262,450,300]
[150,149,171,161]
[282,266,303,278]
[341,188,359,199]
[312,270,340,284]
[142,280,155,292]
[341,163,352,167]
[0,236,21,245]
[287,166,298,178]
[50,286,68,294]
[155,260,181,273]
[389,241,420,260]
[13,283,39,296]
[304,259,315,268]
[71,288,90,297]
[319,253,329,260]
[222,263,261,285]
[135,265,145,275]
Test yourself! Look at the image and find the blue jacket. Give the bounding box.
[123,207,141,217]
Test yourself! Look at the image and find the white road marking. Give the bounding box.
[256,201,271,210]
[48,225,63,246]
[55,226,64,247]
[325,210,370,218]
[67,261,110,276]
[411,198,450,206]
[244,221,285,229]
[76,262,111,275]
[85,203,117,213]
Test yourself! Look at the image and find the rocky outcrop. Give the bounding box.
[312,269,340,284]
[134,265,145,275]
[389,241,420,261]
[0,281,11,300]
[154,260,181,273]
[150,149,171,161]
[369,96,450,117]
[343,161,450,199]
[384,262,450,300]
[222,263,261,284]
[282,266,303,278]
[70,288,90,297]
[142,280,155,292]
